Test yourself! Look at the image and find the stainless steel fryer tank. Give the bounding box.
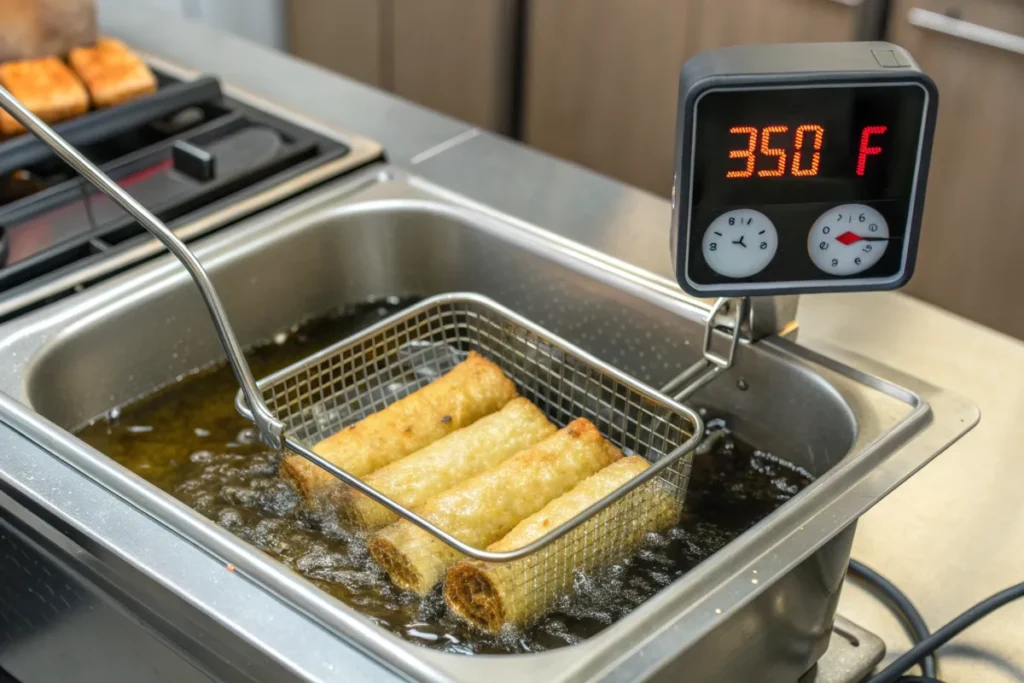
[0,166,978,683]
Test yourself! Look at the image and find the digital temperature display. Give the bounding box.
[671,43,937,296]
[692,85,927,211]
[672,43,937,297]
[722,123,882,179]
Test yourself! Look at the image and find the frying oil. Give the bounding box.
[75,301,813,655]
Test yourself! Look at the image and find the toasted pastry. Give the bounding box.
[0,56,89,136]
[68,37,156,108]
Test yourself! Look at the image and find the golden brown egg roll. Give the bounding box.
[368,418,622,595]
[444,456,680,632]
[280,351,518,500]
[338,398,556,530]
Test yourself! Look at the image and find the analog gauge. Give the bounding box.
[808,204,891,276]
[701,209,778,278]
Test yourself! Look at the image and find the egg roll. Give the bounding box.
[338,398,557,530]
[281,351,518,500]
[369,418,622,595]
[445,456,680,632]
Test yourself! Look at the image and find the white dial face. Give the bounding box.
[808,204,890,276]
[701,209,778,279]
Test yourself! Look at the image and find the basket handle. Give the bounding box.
[0,85,285,449]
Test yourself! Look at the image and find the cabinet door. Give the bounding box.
[286,0,385,87]
[889,0,1024,339]
[286,0,515,133]
[392,0,517,133]
[687,0,857,53]
[523,0,694,196]
[524,0,859,196]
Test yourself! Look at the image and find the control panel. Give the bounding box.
[671,43,938,297]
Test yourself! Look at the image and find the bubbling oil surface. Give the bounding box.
[75,301,813,654]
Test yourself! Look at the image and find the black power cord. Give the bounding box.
[868,579,1024,683]
[850,559,1024,682]
[848,559,938,678]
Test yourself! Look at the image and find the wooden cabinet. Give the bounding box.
[391,0,516,134]
[523,0,693,196]
[286,0,516,133]
[287,0,385,87]
[888,0,1024,339]
[523,0,861,196]
[685,0,860,54]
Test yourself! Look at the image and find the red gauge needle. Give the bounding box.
[835,231,898,245]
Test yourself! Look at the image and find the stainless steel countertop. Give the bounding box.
[801,294,1024,682]
[2,2,1017,681]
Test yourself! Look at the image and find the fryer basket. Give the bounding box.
[238,293,704,564]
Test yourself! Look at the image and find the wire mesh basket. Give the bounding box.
[237,293,704,564]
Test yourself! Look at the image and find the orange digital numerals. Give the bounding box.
[792,124,824,177]
[757,126,789,177]
[726,124,825,179]
[725,126,758,178]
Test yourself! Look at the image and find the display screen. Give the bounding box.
[686,83,928,289]
[693,84,925,207]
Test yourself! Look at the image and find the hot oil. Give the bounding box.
[75,302,814,655]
